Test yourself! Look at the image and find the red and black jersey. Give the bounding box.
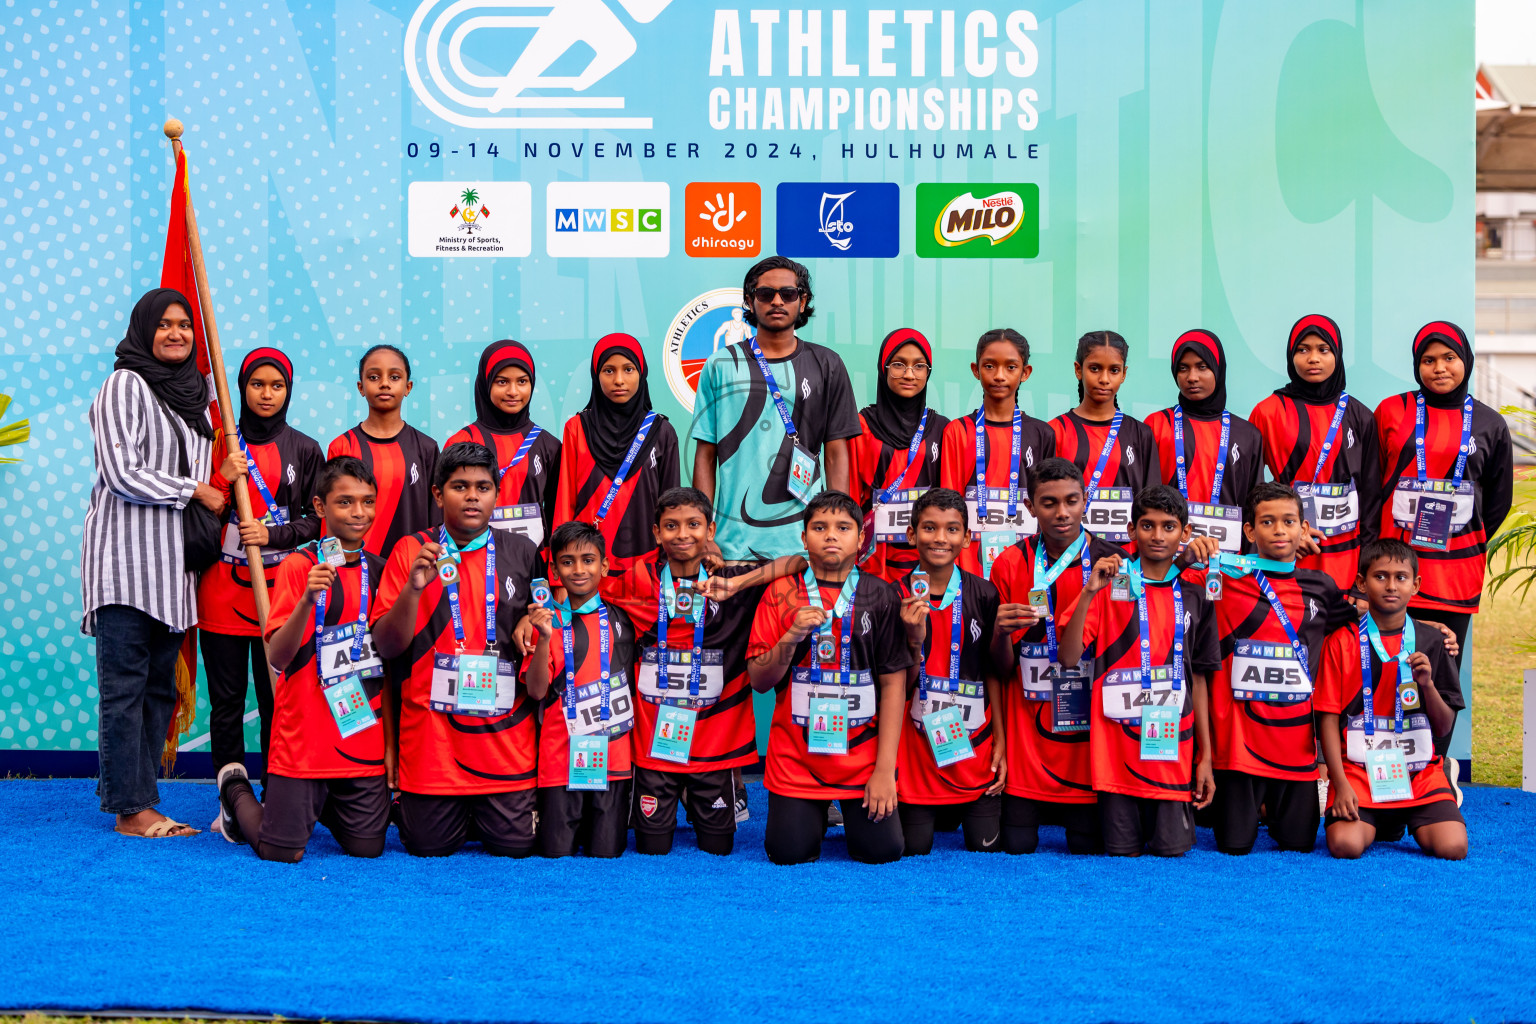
[990,532,1123,804]
[445,421,562,550]
[536,603,640,789]
[328,424,441,558]
[603,558,766,774]
[372,528,541,795]
[1374,392,1515,613]
[1186,565,1354,781]
[939,409,1055,577]
[1050,411,1162,551]
[1248,394,1382,589]
[1081,574,1221,801]
[554,413,680,578]
[748,572,914,799]
[851,408,948,582]
[264,548,387,779]
[1145,407,1265,509]
[198,425,323,635]
[1316,617,1464,809]
[894,568,1001,805]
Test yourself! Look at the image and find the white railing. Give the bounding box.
[1477,295,1536,334]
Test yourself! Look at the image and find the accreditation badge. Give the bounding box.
[1365,747,1412,802]
[649,705,697,764]
[323,673,377,740]
[1139,705,1180,761]
[787,445,818,504]
[922,706,974,768]
[806,697,848,756]
[568,735,609,791]
[454,653,499,714]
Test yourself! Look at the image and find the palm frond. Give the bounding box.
[0,391,27,464]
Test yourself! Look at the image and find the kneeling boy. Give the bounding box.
[1315,539,1467,859]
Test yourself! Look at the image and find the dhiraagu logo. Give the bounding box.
[546,181,670,257]
[916,184,1039,258]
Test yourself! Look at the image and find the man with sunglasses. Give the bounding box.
[692,255,861,563]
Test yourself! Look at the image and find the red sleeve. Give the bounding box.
[209,432,234,498]
[939,418,967,492]
[554,416,581,529]
[445,426,471,448]
[1313,627,1351,714]
[1050,415,1069,454]
[326,433,347,460]
[372,536,419,625]
[989,544,1025,604]
[1147,409,1176,486]
[1080,590,1103,652]
[747,577,795,660]
[601,562,658,630]
[264,552,312,643]
[849,414,873,508]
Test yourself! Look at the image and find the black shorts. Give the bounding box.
[1000,795,1101,855]
[257,774,390,851]
[899,795,1002,856]
[1211,770,1320,854]
[1326,798,1464,833]
[1098,791,1196,857]
[397,789,537,858]
[633,767,737,838]
[538,782,632,858]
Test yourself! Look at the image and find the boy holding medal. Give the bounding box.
[1315,540,1467,859]
[525,522,641,858]
[371,443,543,858]
[747,491,913,864]
[988,458,1122,855]
[215,456,387,862]
[604,487,807,855]
[893,488,1006,855]
[1057,485,1220,857]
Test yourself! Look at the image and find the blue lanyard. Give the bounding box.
[313,553,369,667]
[804,566,859,685]
[974,407,1022,519]
[1358,614,1414,736]
[656,562,708,697]
[747,334,799,441]
[593,410,658,527]
[1172,408,1230,504]
[562,603,612,722]
[917,571,962,702]
[1248,570,1309,683]
[439,527,496,650]
[878,408,929,504]
[1132,561,1184,691]
[498,426,542,482]
[1034,533,1091,664]
[1415,391,1474,488]
[1307,394,1351,484]
[235,430,288,525]
[1086,411,1124,498]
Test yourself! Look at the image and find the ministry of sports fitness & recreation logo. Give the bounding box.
[404,0,672,130]
[663,288,752,412]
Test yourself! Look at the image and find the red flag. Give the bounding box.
[159,144,219,772]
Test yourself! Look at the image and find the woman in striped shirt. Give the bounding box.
[81,288,241,838]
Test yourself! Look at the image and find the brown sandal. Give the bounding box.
[115,817,200,838]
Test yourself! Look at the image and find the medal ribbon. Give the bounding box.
[656,562,708,697]
[563,602,612,722]
[1132,561,1184,692]
[313,553,370,672]
[1359,614,1415,737]
[878,408,930,504]
[917,571,963,703]
[1034,533,1092,665]
[803,566,859,687]
[1249,570,1310,684]
[1172,408,1231,505]
[439,527,497,650]
[593,411,658,527]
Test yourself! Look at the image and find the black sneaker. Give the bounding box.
[734,788,750,824]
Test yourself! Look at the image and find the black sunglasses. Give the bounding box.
[751,286,802,303]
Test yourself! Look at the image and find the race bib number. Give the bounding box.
[1298,481,1359,538]
[1229,639,1312,703]
[909,676,986,733]
[1345,713,1433,772]
[1391,479,1475,532]
[872,486,928,543]
[430,652,519,717]
[1083,487,1136,544]
[1187,502,1243,554]
[490,503,546,547]
[315,623,384,684]
[1016,642,1092,702]
[790,667,876,727]
[1102,665,1188,722]
[561,670,636,738]
[965,486,1038,538]
[218,520,287,567]
[637,647,726,708]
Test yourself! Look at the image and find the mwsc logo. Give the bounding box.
[404,0,672,130]
[546,181,670,257]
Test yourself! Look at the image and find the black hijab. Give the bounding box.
[114,287,213,437]
[236,347,292,445]
[1276,313,1346,404]
[861,328,933,449]
[474,340,537,434]
[1170,329,1228,419]
[579,333,654,478]
[1412,321,1473,409]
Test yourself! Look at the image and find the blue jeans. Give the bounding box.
[94,604,183,815]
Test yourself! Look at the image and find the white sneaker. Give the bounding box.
[214,762,249,844]
[1446,756,1464,808]
[734,790,750,824]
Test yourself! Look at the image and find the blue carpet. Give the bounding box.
[1,780,1534,1023]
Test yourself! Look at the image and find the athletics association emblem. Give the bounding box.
[664,288,753,412]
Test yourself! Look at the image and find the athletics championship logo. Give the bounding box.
[404,0,672,130]
[664,288,752,413]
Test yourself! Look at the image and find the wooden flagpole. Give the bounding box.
[163,118,275,637]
